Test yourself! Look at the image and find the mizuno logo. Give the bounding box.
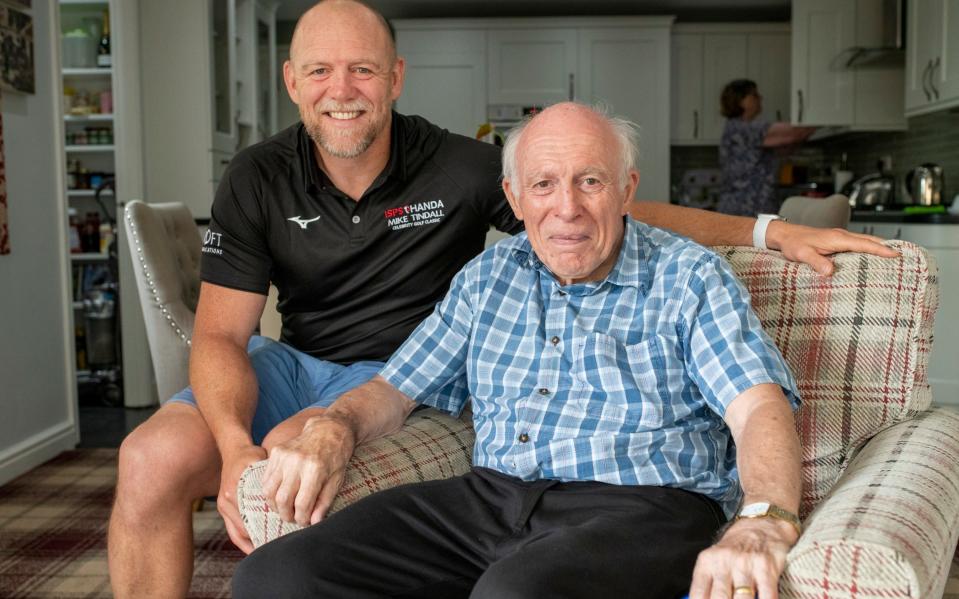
[287,215,321,229]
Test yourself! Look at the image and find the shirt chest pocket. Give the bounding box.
[572,332,675,429]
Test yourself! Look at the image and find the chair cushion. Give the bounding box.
[715,241,938,515]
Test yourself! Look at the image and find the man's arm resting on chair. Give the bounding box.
[190,281,268,553]
[689,383,802,599]
[259,375,417,527]
[630,202,897,276]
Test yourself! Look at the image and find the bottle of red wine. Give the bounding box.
[97,10,111,68]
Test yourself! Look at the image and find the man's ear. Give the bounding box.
[390,57,406,102]
[503,179,524,221]
[283,60,299,104]
[621,170,640,214]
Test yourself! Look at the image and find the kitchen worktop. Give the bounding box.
[851,210,959,224]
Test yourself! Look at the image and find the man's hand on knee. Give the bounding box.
[260,414,357,527]
[218,444,268,554]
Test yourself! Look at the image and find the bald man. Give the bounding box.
[108,1,892,596]
[232,102,803,599]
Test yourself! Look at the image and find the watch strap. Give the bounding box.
[752,214,783,250]
[736,502,802,537]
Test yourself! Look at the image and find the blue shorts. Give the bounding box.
[168,336,384,444]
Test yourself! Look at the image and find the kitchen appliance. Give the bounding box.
[904,163,944,206]
[846,173,895,208]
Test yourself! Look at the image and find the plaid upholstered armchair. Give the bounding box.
[238,241,959,599]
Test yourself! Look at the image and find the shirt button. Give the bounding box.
[351,215,361,224]
[550,336,560,345]
[538,388,550,395]
[518,433,530,443]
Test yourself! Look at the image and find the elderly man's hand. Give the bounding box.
[260,414,357,527]
[688,518,798,599]
[766,220,899,276]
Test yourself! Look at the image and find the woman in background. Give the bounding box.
[716,79,816,216]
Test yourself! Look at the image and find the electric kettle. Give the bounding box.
[905,163,944,206]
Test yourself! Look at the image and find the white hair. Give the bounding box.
[500,102,641,188]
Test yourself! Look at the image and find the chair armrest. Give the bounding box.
[781,408,959,599]
[237,407,475,548]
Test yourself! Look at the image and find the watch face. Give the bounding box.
[739,502,771,517]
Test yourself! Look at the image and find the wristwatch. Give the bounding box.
[752,214,785,250]
[736,502,802,537]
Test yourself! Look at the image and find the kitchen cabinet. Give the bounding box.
[671,24,790,145]
[139,0,277,219]
[849,221,959,407]
[791,0,905,129]
[576,26,671,203]
[905,0,959,116]
[487,28,577,106]
[395,17,673,204]
[395,26,487,138]
[59,0,154,408]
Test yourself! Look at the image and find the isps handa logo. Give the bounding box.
[383,199,445,231]
[202,229,223,255]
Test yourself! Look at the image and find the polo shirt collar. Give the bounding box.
[511,217,651,293]
[297,111,409,195]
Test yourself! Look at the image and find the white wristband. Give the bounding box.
[753,214,783,250]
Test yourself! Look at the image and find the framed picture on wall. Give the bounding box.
[0,4,35,95]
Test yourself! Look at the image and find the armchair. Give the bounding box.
[237,241,959,598]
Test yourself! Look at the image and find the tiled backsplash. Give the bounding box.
[670,109,959,204]
[816,110,959,204]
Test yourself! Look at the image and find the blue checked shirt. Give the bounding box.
[380,218,800,516]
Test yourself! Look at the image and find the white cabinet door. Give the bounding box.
[906,0,944,112]
[748,33,791,123]
[943,1,959,101]
[701,35,748,141]
[488,28,577,105]
[577,27,671,203]
[396,30,487,138]
[791,0,856,125]
[671,34,704,143]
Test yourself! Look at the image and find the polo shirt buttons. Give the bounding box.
[518,433,530,443]
[352,215,361,224]
[550,336,560,345]
[538,388,550,395]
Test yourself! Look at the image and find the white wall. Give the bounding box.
[0,0,79,485]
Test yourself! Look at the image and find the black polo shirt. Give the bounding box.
[201,112,522,364]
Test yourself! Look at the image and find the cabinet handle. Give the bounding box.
[797,90,804,123]
[931,56,941,100]
[922,59,933,102]
[693,110,699,138]
[893,227,902,240]
[568,73,574,101]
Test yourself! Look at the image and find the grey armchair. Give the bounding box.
[123,200,201,402]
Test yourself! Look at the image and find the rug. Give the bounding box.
[1,449,958,598]
[0,449,239,598]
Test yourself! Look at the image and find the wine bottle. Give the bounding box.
[97,10,111,68]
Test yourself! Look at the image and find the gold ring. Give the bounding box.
[733,586,755,596]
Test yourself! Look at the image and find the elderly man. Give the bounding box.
[232,103,803,599]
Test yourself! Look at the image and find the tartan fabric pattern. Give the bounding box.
[238,408,475,548]
[0,449,238,598]
[781,408,959,599]
[713,241,938,516]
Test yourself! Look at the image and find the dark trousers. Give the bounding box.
[233,468,726,599]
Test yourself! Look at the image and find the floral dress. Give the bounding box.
[716,118,777,216]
